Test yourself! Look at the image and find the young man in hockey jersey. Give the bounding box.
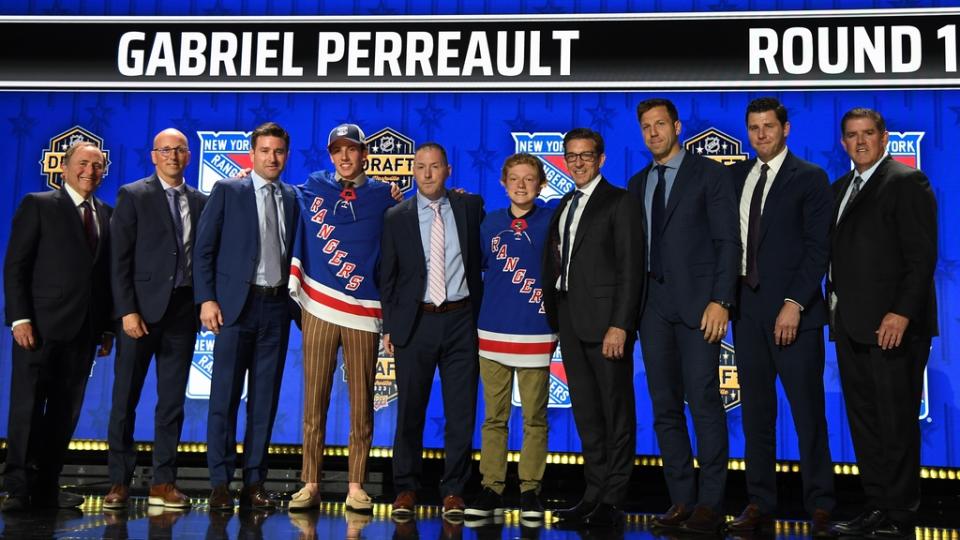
[287,123,400,512]
[465,153,558,525]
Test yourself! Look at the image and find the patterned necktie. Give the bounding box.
[167,189,186,286]
[840,176,864,220]
[744,163,770,289]
[559,190,583,291]
[649,165,667,280]
[80,200,97,252]
[427,200,446,306]
[262,184,283,286]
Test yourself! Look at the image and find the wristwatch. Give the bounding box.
[713,300,732,310]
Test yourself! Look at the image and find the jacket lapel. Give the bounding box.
[758,152,797,243]
[56,188,93,262]
[663,154,694,228]
[449,191,470,270]
[570,178,610,257]
[147,175,178,240]
[836,156,889,227]
[280,182,297,252]
[93,196,110,261]
[405,197,427,273]
[242,178,260,253]
[185,184,203,233]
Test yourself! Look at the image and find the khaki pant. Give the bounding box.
[478,356,549,494]
[300,311,378,483]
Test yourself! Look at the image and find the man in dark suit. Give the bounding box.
[829,108,938,539]
[627,98,740,533]
[103,128,207,510]
[542,128,645,529]
[380,142,484,520]
[725,98,835,536]
[193,122,300,511]
[2,141,113,512]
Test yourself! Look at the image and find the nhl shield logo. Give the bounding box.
[684,128,749,165]
[511,132,574,203]
[40,126,111,190]
[372,344,399,411]
[887,131,924,169]
[512,345,571,408]
[365,127,415,193]
[718,340,741,411]
[196,131,252,195]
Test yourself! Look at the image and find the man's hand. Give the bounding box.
[389,182,403,202]
[200,301,224,334]
[876,312,909,350]
[237,167,252,178]
[602,327,627,360]
[122,312,149,339]
[774,302,801,346]
[12,322,37,351]
[382,333,394,356]
[700,302,729,343]
[97,333,114,357]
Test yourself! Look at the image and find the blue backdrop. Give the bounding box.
[0,0,957,470]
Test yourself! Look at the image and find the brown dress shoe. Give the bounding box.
[149,483,191,508]
[209,485,235,512]
[811,509,834,538]
[442,494,465,517]
[392,490,417,516]
[651,503,692,529]
[682,505,725,534]
[726,504,774,533]
[103,484,129,510]
[239,483,276,510]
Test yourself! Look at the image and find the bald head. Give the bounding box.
[151,128,191,184]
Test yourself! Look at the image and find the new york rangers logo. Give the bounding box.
[511,132,574,203]
[887,131,924,169]
[197,131,252,194]
[186,330,247,400]
[512,345,571,408]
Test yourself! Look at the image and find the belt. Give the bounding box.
[421,298,470,313]
[251,284,284,297]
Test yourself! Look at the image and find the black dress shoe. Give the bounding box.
[581,503,625,529]
[832,509,887,536]
[866,517,915,540]
[555,499,599,525]
[651,503,692,529]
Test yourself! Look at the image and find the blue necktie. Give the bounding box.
[167,189,186,287]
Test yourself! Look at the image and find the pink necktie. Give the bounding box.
[428,200,446,307]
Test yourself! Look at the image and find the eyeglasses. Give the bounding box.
[153,146,189,157]
[563,151,598,163]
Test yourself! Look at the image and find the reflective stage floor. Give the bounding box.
[2,496,958,540]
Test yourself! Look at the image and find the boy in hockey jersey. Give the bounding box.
[288,124,400,512]
[465,153,558,524]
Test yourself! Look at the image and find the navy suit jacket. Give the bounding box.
[111,174,207,324]
[379,190,484,348]
[4,188,113,341]
[731,152,833,329]
[193,177,298,326]
[627,152,740,328]
[829,156,938,343]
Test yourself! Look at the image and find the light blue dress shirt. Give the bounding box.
[251,171,287,287]
[417,190,469,302]
[643,149,687,267]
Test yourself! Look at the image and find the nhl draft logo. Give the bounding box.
[684,128,749,166]
[887,131,924,169]
[511,132,574,203]
[196,131,252,194]
[186,330,247,400]
[365,127,415,193]
[718,341,741,411]
[512,345,571,408]
[40,126,111,190]
[371,345,399,411]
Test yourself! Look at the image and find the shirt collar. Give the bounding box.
[856,153,887,183]
[757,145,789,175]
[157,172,186,192]
[656,148,686,171]
[251,171,281,192]
[62,182,90,207]
[577,174,603,197]
[336,172,367,187]
[417,190,448,210]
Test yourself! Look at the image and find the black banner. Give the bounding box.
[3,8,960,90]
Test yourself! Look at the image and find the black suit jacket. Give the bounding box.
[627,152,740,328]
[541,178,645,342]
[732,152,833,329]
[379,190,485,347]
[111,174,207,325]
[4,189,113,341]
[829,156,938,343]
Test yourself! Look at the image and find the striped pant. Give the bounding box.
[300,310,378,484]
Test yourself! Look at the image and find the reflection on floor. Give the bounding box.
[1,496,958,539]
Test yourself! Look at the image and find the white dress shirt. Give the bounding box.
[739,146,788,275]
[555,174,602,290]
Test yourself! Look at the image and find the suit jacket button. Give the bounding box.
[168,276,174,281]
